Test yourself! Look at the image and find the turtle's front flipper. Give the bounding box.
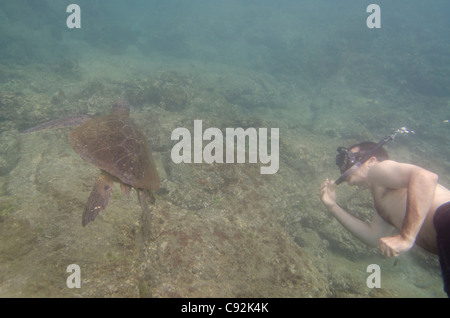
[138,189,155,240]
[21,115,91,134]
[82,173,114,227]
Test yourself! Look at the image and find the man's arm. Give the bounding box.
[369,161,438,256]
[320,179,394,247]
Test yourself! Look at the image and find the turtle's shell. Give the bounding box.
[68,114,160,191]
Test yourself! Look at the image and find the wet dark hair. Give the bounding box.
[349,141,389,162]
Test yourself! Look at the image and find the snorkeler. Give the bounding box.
[319,134,450,296]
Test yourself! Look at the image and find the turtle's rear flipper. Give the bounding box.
[82,173,114,227]
[120,183,132,198]
[138,189,155,240]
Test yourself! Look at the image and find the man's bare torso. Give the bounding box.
[372,184,450,254]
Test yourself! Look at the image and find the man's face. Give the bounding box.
[343,147,364,185]
[345,147,376,186]
[346,163,367,185]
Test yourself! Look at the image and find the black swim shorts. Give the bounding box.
[434,201,450,297]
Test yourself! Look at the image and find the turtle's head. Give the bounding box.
[111,99,131,116]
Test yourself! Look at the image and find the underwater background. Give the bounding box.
[0,0,449,297]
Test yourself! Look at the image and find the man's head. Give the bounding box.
[348,141,389,162]
[335,141,389,185]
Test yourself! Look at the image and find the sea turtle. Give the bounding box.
[21,99,160,229]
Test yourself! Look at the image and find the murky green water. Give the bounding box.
[0,1,449,298]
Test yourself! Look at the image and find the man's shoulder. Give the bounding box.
[374,160,418,172]
[369,160,414,188]
[370,160,437,188]
[371,160,399,174]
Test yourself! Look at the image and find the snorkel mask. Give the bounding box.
[336,146,362,175]
[334,127,415,185]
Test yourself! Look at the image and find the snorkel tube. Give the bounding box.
[334,127,415,185]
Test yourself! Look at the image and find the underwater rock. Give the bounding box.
[0,156,8,176]
[54,58,80,78]
[0,200,16,217]
[50,89,66,105]
[139,199,329,297]
[223,87,272,109]
[157,71,191,112]
[125,79,162,107]
[125,72,191,111]
[0,132,19,176]
[76,80,105,100]
[0,92,20,122]
[161,84,188,111]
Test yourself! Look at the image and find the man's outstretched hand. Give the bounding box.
[319,179,337,210]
